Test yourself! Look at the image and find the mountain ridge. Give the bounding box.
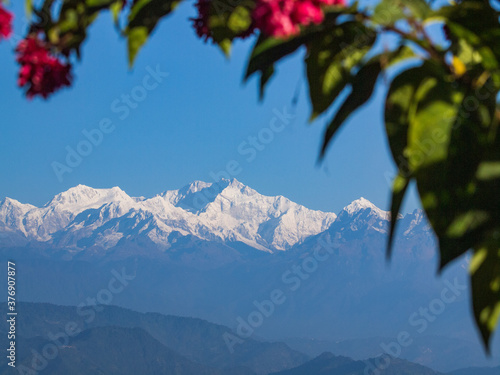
[0,179,426,254]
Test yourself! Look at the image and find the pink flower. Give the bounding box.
[0,4,13,40]
[253,0,346,38]
[16,35,72,99]
[292,1,324,26]
[316,0,346,5]
[254,0,298,37]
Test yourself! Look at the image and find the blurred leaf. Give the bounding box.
[245,10,348,99]
[471,242,500,352]
[25,0,33,18]
[372,0,430,26]
[387,174,410,259]
[32,0,120,58]
[372,0,405,26]
[306,21,376,119]
[437,0,500,86]
[320,60,381,156]
[245,33,312,99]
[126,0,181,66]
[208,3,253,56]
[385,66,430,167]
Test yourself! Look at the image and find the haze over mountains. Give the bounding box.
[1,303,497,375]
[0,179,499,372]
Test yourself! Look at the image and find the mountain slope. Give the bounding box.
[449,366,500,375]
[0,302,308,375]
[6,326,231,375]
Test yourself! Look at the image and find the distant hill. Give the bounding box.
[270,352,441,375]
[3,326,232,375]
[284,335,495,373]
[0,302,307,374]
[449,366,500,375]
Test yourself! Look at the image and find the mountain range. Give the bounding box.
[0,179,499,372]
[0,179,338,253]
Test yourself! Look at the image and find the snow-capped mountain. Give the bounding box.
[0,179,338,252]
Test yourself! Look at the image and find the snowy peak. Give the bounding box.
[0,183,428,254]
[0,180,336,252]
[341,197,389,220]
[46,185,131,212]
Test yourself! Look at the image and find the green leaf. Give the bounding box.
[32,0,119,58]
[383,64,498,269]
[372,0,430,26]
[372,0,405,26]
[126,0,181,66]
[245,10,352,99]
[127,26,148,65]
[385,66,430,168]
[387,174,410,260]
[259,65,274,100]
[320,61,381,156]
[383,45,419,68]
[208,2,254,56]
[306,21,376,119]
[320,45,419,157]
[245,33,311,100]
[471,243,500,352]
[110,0,122,26]
[245,34,307,83]
[437,0,500,86]
[25,0,33,18]
[446,22,499,73]
[477,161,500,181]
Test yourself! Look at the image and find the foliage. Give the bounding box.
[0,0,499,351]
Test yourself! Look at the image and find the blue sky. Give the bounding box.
[0,1,420,214]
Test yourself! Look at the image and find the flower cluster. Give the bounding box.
[253,0,345,38]
[0,3,13,41]
[16,35,72,99]
[192,0,344,42]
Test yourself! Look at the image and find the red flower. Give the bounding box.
[253,0,346,38]
[0,4,13,40]
[292,1,324,26]
[16,36,72,99]
[253,0,298,38]
[316,0,346,5]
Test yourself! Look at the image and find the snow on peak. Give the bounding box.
[45,185,131,212]
[3,182,394,252]
[342,197,389,219]
[183,181,213,194]
[11,181,336,251]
